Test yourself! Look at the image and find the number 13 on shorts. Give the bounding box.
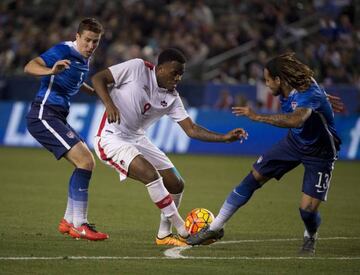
[315,172,331,193]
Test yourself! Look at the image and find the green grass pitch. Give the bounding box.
[0,147,359,274]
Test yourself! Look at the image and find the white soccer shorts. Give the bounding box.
[94,135,174,182]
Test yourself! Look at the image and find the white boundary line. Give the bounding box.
[0,256,171,260]
[1,256,360,261]
[0,237,359,261]
[164,236,360,259]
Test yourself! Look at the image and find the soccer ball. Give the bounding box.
[185,208,215,234]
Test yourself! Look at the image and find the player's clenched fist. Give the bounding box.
[105,103,121,124]
[51,59,71,74]
[225,128,248,143]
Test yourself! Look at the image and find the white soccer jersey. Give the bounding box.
[96,58,189,139]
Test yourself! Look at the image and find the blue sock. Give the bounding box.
[69,168,91,200]
[69,168,92,227]
[227,173,262,208]
[210,172,261,231]
[299,208,321,236]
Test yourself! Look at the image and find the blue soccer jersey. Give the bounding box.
[280,82,341,157]
[35,41,89,110]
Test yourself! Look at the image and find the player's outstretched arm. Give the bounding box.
[80,82,96,96]
[178,117,248,143]
[91,69,120,124]
[232,106,312,128]
[24,57,71,76]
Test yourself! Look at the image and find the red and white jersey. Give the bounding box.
[96,58,189,139]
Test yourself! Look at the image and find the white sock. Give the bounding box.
[73,200,88,228]
[209,201,237,231]
[304,230,318,239]
[63,197,73,223]
[146,178,188,237]
[157,192,183,238]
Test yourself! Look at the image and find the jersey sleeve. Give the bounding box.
[295,84,323,111]
[294,90,314,109]
[108,58,144,86]
[167,95,189,122]
[39,43,69,68]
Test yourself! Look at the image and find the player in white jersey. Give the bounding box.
[92,48,248,246]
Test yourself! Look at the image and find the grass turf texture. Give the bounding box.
[0,147,359,274]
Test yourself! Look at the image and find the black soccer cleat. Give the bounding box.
[186,225,224,246]
[299,235,317,255]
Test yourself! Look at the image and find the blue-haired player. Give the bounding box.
[187,53,342,255]
[25,18,111,241]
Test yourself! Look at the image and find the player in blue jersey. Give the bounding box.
[187,53,342,255]
[25,18,113,241]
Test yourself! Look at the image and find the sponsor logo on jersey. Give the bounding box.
[257,156,263,164]
[160,100,167,107]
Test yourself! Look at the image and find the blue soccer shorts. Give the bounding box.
[26,103,83,160]
[253,137,336,201]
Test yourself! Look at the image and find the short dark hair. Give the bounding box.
[158,48,186,65]
[265,52,314,90]
[77,18,103,35]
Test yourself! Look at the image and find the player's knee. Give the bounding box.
[235,172,262,195]
[177,178,185,192]
[251,169,269,184]
[77,155,96,171]
[300,194,321,212]
[165,177,184,194]
[300,202,320,213]
[142,169,161,184]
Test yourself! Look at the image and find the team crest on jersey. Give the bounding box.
[160,100,167,107]
[291,101,298,110]
[66,131,75,139]
[120,160,125,166]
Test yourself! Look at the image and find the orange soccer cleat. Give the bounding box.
[69,223,109,241]
[156,234,188,246]
[58,218,73,235]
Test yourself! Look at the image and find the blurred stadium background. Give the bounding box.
[1,1,360,273]
[0,0,360,159]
